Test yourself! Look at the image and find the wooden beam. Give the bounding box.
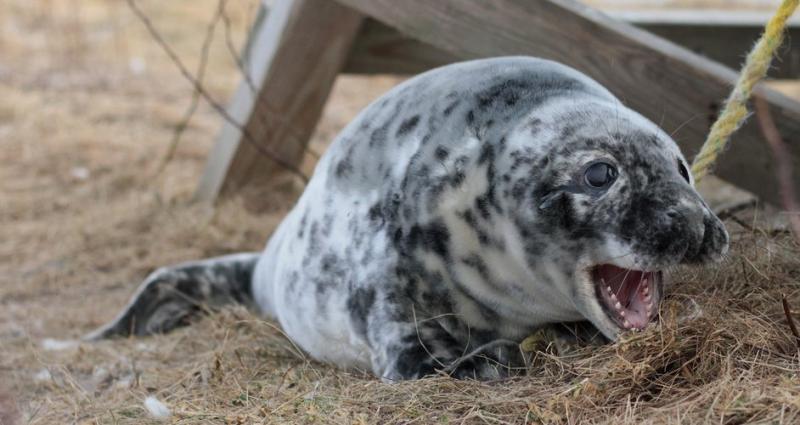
[344,11,800,78]
[334,0,800,206]
[344,19,459,75]
[195,0,362,203]
[626,10,800,80]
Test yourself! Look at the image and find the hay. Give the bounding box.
[10,228,800,424]
[3,0,800,424]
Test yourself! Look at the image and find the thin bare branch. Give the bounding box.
[781,295,800,349]
[156,0,227,175]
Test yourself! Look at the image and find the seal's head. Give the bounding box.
[507,100,728,340]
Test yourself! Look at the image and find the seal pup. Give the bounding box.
[88,57,729,380]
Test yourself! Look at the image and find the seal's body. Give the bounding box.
[91,57,728,380]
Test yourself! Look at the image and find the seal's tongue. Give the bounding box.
[594,264,656,330]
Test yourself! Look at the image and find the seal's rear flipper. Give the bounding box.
[85,253,260,340]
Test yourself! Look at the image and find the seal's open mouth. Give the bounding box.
[592,265,662,330]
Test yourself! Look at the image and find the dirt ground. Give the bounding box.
[2,0,800,424]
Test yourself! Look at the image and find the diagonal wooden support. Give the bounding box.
[195,0,362,203]
[335,0,800,206]
[345,12,800,78]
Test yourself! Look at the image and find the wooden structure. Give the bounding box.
[196,0,800,207]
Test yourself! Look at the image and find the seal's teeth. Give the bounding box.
[644,295,651,303]
[606,285,612,293]
[643,286,649,295]
[614,301,622,310]
[610,293,618,301]
[623,320,631,329]
[619,310,626,317]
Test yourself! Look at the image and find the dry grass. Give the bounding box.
[2,0,800,424]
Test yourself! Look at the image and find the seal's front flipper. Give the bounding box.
[85,253,260,339]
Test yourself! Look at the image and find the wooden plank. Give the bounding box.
[195,0,362,203]
[334,0,800,206]
[344,19,460,75]
[344,12,800,78]
[611,9,800,26]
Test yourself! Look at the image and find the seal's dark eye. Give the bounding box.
[584,162,617,188]
[678,160,691,183]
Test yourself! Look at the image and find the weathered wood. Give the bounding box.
[344,11,800,78]
[344,19,459,75]
[628,10,800,80]
[334,0,800,206]
[195,0,362,202]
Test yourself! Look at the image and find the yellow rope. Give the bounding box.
[691,0,799,181]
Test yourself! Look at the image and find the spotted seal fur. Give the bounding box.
[88,57,729,380]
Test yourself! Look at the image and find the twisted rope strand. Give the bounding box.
[691,0,799,181]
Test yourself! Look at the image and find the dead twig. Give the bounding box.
[781,295,800,349]
[156,0,226,175]
[125,0,309,183]
[728,214,756,232]
[220,5,257,94]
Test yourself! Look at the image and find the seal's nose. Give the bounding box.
[619,183,729,265]
[664,186,729,264]
[651,201,706,261]
[681,209,729,263]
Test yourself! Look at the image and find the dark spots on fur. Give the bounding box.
[368,202,384,225]
[449,171,466,189]
[368,100,405,148]
[314,251,348,296]
[347,287,375,338]
[396,115,420,137]
[461,255,490,282]
[297,208,310,238]
[406,220,450,258]
[478,144,494,165]
[476,79,528,109]
[320,253,336,272]
[466,110,475,126]
[321,212,335,237]
[511,178,530,202]
[335,159,352,178]
[538,155,549,169]
[443,100,460,116]
[302,221,321,267]
[435,146,449,161]
[459,209,492,246]
[529,118,543,135]
[475,196,491,219]
[369,124,389,148]
[510,149,537,172]
[559,123,580,140]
